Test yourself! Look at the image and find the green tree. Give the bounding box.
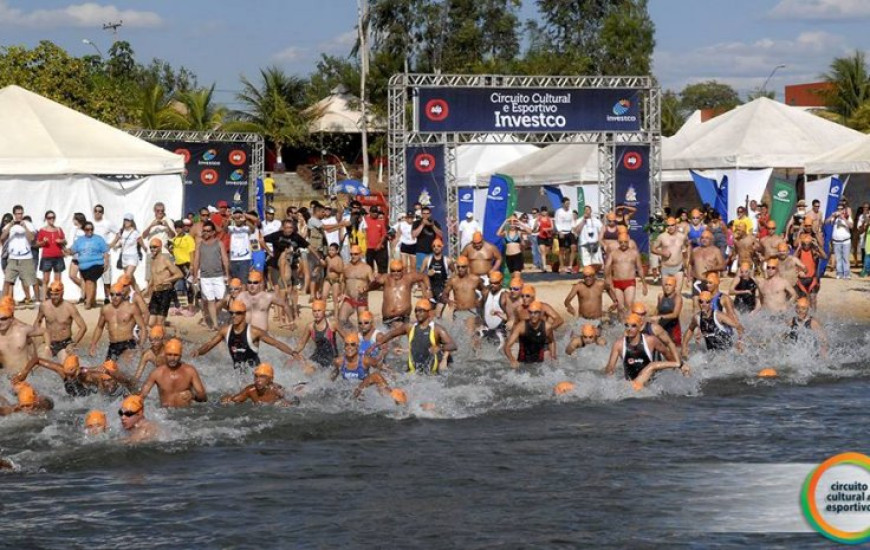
[136,82,178,130]
[306,55,361,105]
[661,90,685,137]
[107,40,136,81]
[822,51,870,122]
[846,101,870,132]
[171,85,227,130]
[438,0,521,72]
[679,80,741,113]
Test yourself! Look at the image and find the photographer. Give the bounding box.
[574,206,603,272]
[1,205,37,301]
[827,200,853,280]
[411,206,443,272]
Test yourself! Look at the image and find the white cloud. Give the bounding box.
[769,0,870,20]
[654,31,851,97]
[272,46,307,63]
[0,0,162,28]
[318,30,357,55]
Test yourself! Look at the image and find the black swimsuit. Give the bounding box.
[226,325,260,371]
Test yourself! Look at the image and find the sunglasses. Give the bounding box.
[624,323,639,329]
[390,270,403,273]
[118,409,138,417]
[699,300,711,305]
[0,316,11,321]
[521,294,534,298]
[230,287,241,291]
[84,228,94,232]
[666,223,675,227]
[231,311,245,316]
[414,308,428,313]
[530,310,542,315]
[94,209,104,214]
[351,253,361,257]
[766,266,776,270]
[149,246,160,250]
[691,217,701,220]
[359,321,371,325]
[510,286,522,291]
[110,293,124,297]
[46,216,55,220]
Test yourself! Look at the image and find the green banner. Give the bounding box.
[576,186,585,213]
[770,179,796,236]
[498,174,518,285]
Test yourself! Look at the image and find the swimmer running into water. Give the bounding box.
[604,313,688,390]
[221,363,296,405]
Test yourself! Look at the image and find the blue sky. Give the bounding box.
[2,0,870,106]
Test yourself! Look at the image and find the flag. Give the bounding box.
[714,175,729,222]
[817,176,844,277]
[769,179,796,236]
[255,176,265,220]
[690,170,719,209]
[543,186,564,211]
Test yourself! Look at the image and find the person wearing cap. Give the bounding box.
[504,300,556,367]
[687,230,725,305]
[85,410,108,435]
[458,210,482,252]
[117,273,151,328]
[575,206,604,272]
[460,230,502,282]
[226,208,262,282]
[605,232,647,321]
[139,338,206,407]
[785,297,829,357]
[502,275,526,324]
[685,208,706,249]
[109,213,146,296]
[772,242,798,287]
[193,299,296,371]
[421,237,452,316]
[728,262,759,314]
[652,216,689,291]
[478,271,510,348]
[628,301,681,361]
[563,265,616,322]
[221,363,295,405]
[754,258,796,314]
[321,242,345,316]
[134,325,168,382]
[605,313,687,389]
[565,323,607,355]
[356,310,387,363]
[379,298,457,374]
[370,259,431,329]
[337,244,375,326]
[826,199,854,280]
[758,219,785,262]
[733,205,754,237]
[118,395,158,442]
[331,332,379,382]
[142,202,176,282]
[682,291,742,357]
[411,205,443,272]
[442,255,484,333]
[701,272,739,321]
[15,354,96,397]
[726,223,759,276]
[512,283,564,330]
[786,199,808,247]
[262,206,281,238]
[193,220,231,330]
[642,209,666,281]
[145,237,184,328]
[89,281,147,363]
[600,211,621,254]
[34,281,87,361]
[238,269,292,332]
[0,301,45,375]
[756,202,771,238]
[0,382,53,415]
[265,217,310,317]
[290,299,341,370]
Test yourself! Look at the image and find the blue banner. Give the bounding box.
[690,170,719,209]
[615,146,651,252]
[715,175,729,222]
[458,187,475,220]
[483,175,511,254]
[406,145,448,253]
[543,186,564,211]
[255,176,265,219]
[817,176,843,277]
[417,87,642,133]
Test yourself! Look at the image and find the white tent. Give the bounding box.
[663,97,865,170]
[455,135,539,187]
[805,134,870,174]
[306,85,384,133]
[0,85,185,299]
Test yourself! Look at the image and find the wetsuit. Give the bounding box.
[226,324,260,371]
[657,293,681,346]
[310,321,337,368]
[795,248,820,296]
[787,316,815,345]
[697,311,734,351]
[64,376,95,397]
[621,334,654,380]
[517,320,548,364]
[687,224,704,248]
[408,322,439,374]
[428,255,449,304]
[711,291,723,313]
[340,356,367,380]
[733,278,757,313]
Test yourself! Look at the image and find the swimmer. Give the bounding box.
[356,310,388,363]
[134,325,167,382]
[627,302,681,362]
[422,238,451,317]
[291,299,340,371]
[652,276,683,346]
[193,299,296,372]
[682,291,744,357]
[729,262,759,314]
[331,333,393,399]
[785,297,829,358]
[146,237,184,327]
[237,269,293,332]
[379,299,457,374]
[688,231,725,308]
[221,363,295,405]
[754,258,796,314]
[34,281,87,361]
[565,323,606,356]
[460,231,502,279]
[90,359,138,397]
[0,382,53,415]
[13,355,101,397]
[604,233,647,321]
[563,265,616,322]
[139,338,207,408]
[702,272,739,322]
[369,260,431,331]
[84,410,108,435]
[478,271,509,349]
[604,313,688,389]
[504,301,556,368]
[514,284,564,330]
[89,282,147,364]
[118,395,158,443]
[336,245,374,326]
[442,256,484,334]
[0,301,45,376]
[652,217,689,290]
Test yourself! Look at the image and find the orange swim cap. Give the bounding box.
[85,410,107,430]
[801,233,813,244]
[344,332,360,345]
[701,230,713,239]
[489,270,503,284]
[110,282,125,294]
[312,300,327,311]
[698,290,713,302]
[803,217,814,226]
[149,238,163,248]
[777,242,789,252]
[48,281,64,293]
[229,278,243,288]
[739,261,752,271]
[0,303,13,318]
[630,302,647,315]
[247,270,263,283]
[553,381,576,395]
[666,217,677,225]
[757,368,778,379]
[581,324,597,338]
[149,325,165,339]
[521,284,535,296]
[606,212,617,221]
[389,259,404,272]
[766,258,779,267]
[390,388,408,405]
[455,256,469,266]
[415,298,432,311]
[705,272,720,285]
[664,276,677,286]
[118,274,132,287]
[62,355,81,376]
[766,220,776,229]
[617,232,630,243]
[17,385,37,406]
[359,310,374,322]
[432,238,444,247]
[472,231,483,244]
[582,265,596,277]
[253,363,274,378]
[101,359,118,380]
[625,313,643,326]
[121,395,144,413]
[164,338,183,355]
[229,299,247,313]
[796,297,810,308]
[349,244,362,255]
[528,300,543,312]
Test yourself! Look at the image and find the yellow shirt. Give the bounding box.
[172,234,196,265]
[733,216,753,235]
[264,176,275,194]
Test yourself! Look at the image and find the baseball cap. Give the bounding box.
[123,213,134,221]
[217,200,228,208]
[465,211,473,218]
[266,206,275,214]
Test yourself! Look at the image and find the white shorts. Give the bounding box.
[121,254,139,268]
[101,262,112,284]
[580,245,603,266]
[200,276,226,301]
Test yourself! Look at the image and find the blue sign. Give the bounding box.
[614,146,651,252]
[817,176,843,277]
[406,145,448,253]
[483,175,511,255]
[458,187,474,220]
[417,87,642,133]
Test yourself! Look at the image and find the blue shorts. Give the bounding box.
[40,257,66,273]
[415,252,429,272]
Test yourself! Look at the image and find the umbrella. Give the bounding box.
[331,179,370,196]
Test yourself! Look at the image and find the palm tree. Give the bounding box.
[822,51,870,122]
[226,66,311,167]
[136,81,178,129]
[170,84,227,130]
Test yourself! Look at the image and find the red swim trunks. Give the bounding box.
[612,279,636,291]
[343,295,369,309]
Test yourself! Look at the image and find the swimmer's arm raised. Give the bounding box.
[191,328,226,358]
[255,328,295,357]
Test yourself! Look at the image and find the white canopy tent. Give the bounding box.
[805,134,870,174]
[0,85,185,299]
[663,97,865,170]
[455,135,539,187]
[305,85,384,133]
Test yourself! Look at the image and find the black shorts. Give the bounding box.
[538,237,553,248]
[506,252,524,273]
[81,265,105,282]
[40,257,66,273]
[149,288,174,317]
[557,232,576,248]
[50,338,72,357]
[400,243,416,255]
[107,339,137,360]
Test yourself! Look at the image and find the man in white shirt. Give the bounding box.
[575,205,604,271]
[261,206,282,238]
[458,212,482,252]
[91,204,118,303]
[322,206,341,248]
[143,201,176,282]
[1,204,37,301]
[554,197,577,273]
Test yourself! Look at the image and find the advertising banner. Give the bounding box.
[482,174,516,256]
[417,87,642,133]
[150,141,252,214]
[406,145,448,253]
[614,145,651,252]
[770,179,797,237]
[458,187,475,220]
[817,176,844,277]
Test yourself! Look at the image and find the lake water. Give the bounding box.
[1,314,867,548]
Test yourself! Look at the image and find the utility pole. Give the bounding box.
[358,0,370,188]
